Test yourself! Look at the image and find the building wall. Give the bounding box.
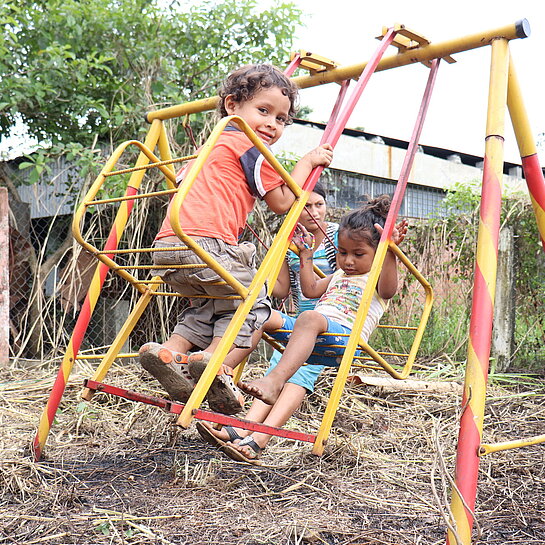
[272,123,526,199]
[5,122,527,221]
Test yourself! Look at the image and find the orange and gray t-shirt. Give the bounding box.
[156,126,285,245]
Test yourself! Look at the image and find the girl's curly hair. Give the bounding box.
[339,194,392,248]
[218,64,298,120]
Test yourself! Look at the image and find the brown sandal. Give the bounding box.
[188,353,244,415]
[222,437,263,466]
[139,343,195,402]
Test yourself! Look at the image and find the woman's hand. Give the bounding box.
[293,223,315,254]
[392,219,408,245]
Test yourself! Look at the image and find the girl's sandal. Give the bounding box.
[196,421,243,448]
[223,425,244,443]
[222,436,263,466]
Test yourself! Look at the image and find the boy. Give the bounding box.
[140,64,333,414]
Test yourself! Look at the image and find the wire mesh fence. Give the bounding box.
[6,165,544,372]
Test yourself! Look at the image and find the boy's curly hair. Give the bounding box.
[218,64,299,121]
[339,194,392,248]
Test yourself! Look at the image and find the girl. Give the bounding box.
[238,195,408,409]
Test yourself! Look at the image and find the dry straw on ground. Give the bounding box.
[1,358,544,545]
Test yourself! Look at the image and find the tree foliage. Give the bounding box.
[1,0,303,170]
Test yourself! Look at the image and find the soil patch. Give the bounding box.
[1,361,544,544]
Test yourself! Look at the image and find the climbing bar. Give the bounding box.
[76,352,137,361]
[70,135,251,298]
[86,188,177,206]
[102,154,197,177]
[377,324,419,331]
[479,434,545,456]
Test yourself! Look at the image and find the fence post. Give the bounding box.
[0,187,9,366]
[491,225,516,373]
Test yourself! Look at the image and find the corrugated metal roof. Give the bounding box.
[7,157,81,219]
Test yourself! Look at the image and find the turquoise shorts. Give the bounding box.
[268,313,364,380]
[266,349,324,394]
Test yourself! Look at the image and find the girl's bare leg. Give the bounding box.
[205,382,307,451]
[237,383,307,453]
[221,310,285,369]
[238,311,328,404]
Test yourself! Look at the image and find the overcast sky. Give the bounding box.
[281,0,544,164]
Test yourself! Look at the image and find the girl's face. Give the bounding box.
[299,191,327,232]
[224,86,291,145]
[336,231,376,276]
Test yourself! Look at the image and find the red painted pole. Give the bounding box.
[507,59,545,249]
[33,121,163,460]
[303,27,398,194]
[447,38,510,545]
[32,186,138,460]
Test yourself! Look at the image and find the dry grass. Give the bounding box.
[1,358,544,545]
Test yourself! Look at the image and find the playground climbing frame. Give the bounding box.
[32,20,545,545]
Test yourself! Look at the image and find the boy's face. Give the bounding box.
[224,86,291,145]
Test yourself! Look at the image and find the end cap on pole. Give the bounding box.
[515,19,531,39]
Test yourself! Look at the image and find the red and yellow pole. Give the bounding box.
[507,59,545,249]
[447,38,509,545]
[32,120,164,461]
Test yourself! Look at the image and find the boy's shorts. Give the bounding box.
[268,312,364,367]
[267,349,324,393]
[152,237,271,349]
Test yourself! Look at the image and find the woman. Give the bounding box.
[197,182,339,463]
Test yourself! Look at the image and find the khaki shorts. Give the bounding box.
[152,237,271,349]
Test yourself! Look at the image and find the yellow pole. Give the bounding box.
[312,239,390,455]
[146,21,529,122]
[80,279,162,400]
[479,434,545,455]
